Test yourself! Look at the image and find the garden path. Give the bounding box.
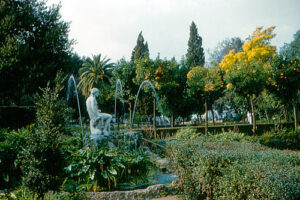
[151,195,182,200]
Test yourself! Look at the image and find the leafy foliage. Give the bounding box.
[260,129,300,150]
[175,127,198,141]
[0,0,72,104]
[269,55,300,128]
[186,66,206,114]
[135,57,185,120]
[225,61,267,98]
[225,61,268,133]
[269,55,300,102]
[113,59,139,120]
[0,0,75,128]
[65,146,152,191]
[0,127,31,189]
[20,73,69,199]
[209,37,243,63]
[187,66,225,121]
[77,54,114,97]
[167,131,300,200]
[280,29,300,59]
[208,132,254,143]
[220,26,276,72]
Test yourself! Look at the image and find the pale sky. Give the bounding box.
[47,0,300,62]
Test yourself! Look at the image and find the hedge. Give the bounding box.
[167,132,300,200]
[140,122,294,139]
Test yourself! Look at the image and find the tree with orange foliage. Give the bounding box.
[187,66,224,134]
[269,55,300,129]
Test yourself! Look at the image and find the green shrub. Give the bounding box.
[215,154,300,200]
[260,128,300,150]
[19,74,69,199]
[60,179,90,200]
[176,127,199,141]
[209,131,254,143]
[167,132,300,200]
[65,146,152,191]
[0,127,31,189]
[147,139,167,157]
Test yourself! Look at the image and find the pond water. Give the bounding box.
[149,171,178,186]
[118,170,178,190]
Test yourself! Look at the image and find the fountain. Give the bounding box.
[66,78,166,149]
[66,75,84,139]
[114,79,125,127]
[71,78,177,192]
[131,80,164,130]
[121,80,166,150]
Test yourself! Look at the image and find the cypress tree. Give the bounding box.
[186,21,205,68]
[131,31,149,62]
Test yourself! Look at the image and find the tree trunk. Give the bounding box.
[293,100,297,130]
[197,114,201,125]
[153,98,156,135]
[205,98,208,135]
[250,96,256,135]
[265,110,270,123]
[283,105,288,122]
[171,114,174,127]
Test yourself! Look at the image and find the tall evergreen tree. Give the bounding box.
[186,21,205,68]
[131,31,149,62]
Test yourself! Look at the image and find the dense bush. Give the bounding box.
[64,145,152,191]
[0,127,30,189]
[167,132,300,200]
[207,131,255,143]
[147,139,167,157]
[176,127,199,141]
[19,74,69,199]
[259,128,300,150]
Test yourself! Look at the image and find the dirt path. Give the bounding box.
[151,196,182,200]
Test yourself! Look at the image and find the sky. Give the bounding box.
[47,0,300,62]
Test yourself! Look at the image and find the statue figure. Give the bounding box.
[86,88,112,143]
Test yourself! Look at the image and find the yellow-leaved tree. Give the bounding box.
[220,26,276,72]
[220,26,276,134]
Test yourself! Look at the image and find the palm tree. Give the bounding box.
[77,54,114,97]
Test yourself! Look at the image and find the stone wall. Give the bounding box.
[88,184,177,200]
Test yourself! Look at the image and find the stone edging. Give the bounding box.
[88,184,177,200]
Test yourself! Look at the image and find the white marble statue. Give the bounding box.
[86,88,112,143]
